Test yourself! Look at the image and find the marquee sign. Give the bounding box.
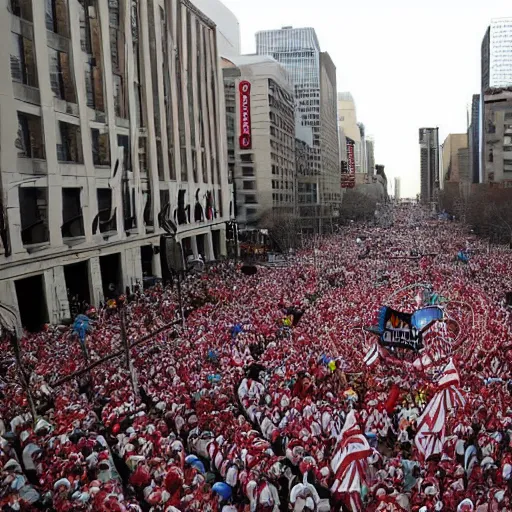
[239,81,252,150]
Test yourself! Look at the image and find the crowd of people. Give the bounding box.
[2,204,512,511]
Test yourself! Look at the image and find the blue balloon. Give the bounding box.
[212,482,232,500]
[185,455,199,465]
[190,460,206,473]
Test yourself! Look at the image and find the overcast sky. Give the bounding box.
[220,0,510,198]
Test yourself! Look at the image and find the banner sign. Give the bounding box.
[342,140,356,188]
[378,306,422,351]
[239,81,252,150]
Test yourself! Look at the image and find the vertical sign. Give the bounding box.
[239,81,252,150]
[342,140,356,188]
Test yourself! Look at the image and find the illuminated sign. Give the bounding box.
[239,81,252,149]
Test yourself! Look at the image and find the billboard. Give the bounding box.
[239,81,252,150]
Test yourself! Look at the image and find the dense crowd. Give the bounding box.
[2,205,512,511]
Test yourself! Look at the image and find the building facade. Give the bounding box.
[394,177,401,201]
[482,18,512,91]
[319,52,341,219]
[366,138,375,178]
[226,55,296,229]
[256,27,340,232]
[1,0,230,328]
[468,93,480,183]
[338,92,363,174]
[190,0,240,57]
[482,87,512,184]
[419,128,439,204]
[442,133,468,184]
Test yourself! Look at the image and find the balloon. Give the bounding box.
[185,455,199,465]
[190,460,206,473]
[212,482,232,500]
[328,360,336,372]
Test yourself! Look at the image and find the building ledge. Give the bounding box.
[100,230,118,240]
[116,117,130,129]
[24,242,51,254]
[46,30,70,53]
[54,98,79,117]
[63,236,86,248]
[17,157,47,175]
[13,83,40,105]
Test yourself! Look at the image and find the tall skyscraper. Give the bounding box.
[419,128,440,204]
[394,177,401,201]
[366,138,375,177]
[256,27,340,231]
[468,94,480,183]
[481,18,512,91]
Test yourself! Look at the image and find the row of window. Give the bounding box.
[271,180,294,190]
[272,193,294,203]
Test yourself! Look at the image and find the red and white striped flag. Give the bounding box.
[363,343,383,367]
[415,359,465,461]
[331,410,372,510]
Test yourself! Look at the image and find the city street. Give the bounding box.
[2,205,512,510]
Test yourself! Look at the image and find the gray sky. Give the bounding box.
[221,0,509,197]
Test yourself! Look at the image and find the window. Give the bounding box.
[241,153,253,163]
[243,181,255,190]
[57,121,83,163]
[61,188,84,237]
[10,0,33,22]
[242,166,254,177]
[113,74,126,117]
[45,0,68,36]
[244,194,257,204]
[19,187,49,245]
[91,128,110,166]
[246,207,258,217]
[11,34,37,87]
[96,188,116,233]
[117,134,130,170]
[138,137,148,173]
[16,112,45,159]
[505,159,512,172]
[49,49,75,102]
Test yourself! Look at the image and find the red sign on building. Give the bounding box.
[239,81,252,150]
[341,140,356,188]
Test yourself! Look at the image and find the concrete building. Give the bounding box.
[482,87,512,184]
[394,177,401,201]
[191,0,240,57]
[338,92,363,174]
[468,94,480,183]
[1,0,230,328]
[256,26,340,232]
[224,55,296,229]
[482,18,512,91]
[442,133,468,184]
[457,147,470,184]
[319,52,341,219]
[366,138,375,178]
[419,128,440,204]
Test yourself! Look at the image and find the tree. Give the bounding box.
[258,208,301,252]
[338,190,377,224]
